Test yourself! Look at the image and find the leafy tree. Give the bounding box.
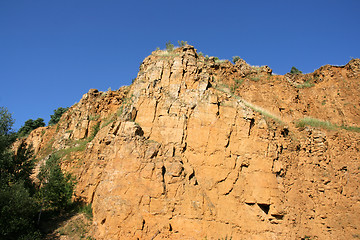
[166,41,174,51]
[48,107,69,126]
[0,107,14,136]
[0,182,40,240]
[0,107,17,182]
[0,107,41,239]
[232,56,241,63]
[12,142,36,192]
[290,66,302,75]
[18,118,45,137]
[38,154,75,211]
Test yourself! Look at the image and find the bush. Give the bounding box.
[232,56,241,63]
[178,40,188,47]
[290,66,302,75]
[18,118,45,137]
[165,41,174,51]
[49,107,69,126]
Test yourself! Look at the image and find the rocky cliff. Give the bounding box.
[23,45,360,239]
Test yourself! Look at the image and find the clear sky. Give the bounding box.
[1,0,359,130]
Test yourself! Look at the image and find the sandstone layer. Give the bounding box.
[23,46,360,239]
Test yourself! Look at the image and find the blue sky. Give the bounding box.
[1,0,359,130]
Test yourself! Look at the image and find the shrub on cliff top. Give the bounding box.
[290,66,302,75]
[49,107,69,126]
[232,56,240,63]
[165,41,174,51]
[178,40,188,47]
[18,118,45,137]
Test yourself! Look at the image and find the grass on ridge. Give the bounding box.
[296,117,360,132]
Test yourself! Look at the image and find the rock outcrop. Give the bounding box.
[23,46,360,239]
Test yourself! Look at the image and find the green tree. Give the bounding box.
[0,182,40,240]
[48,107,69,126]
[290,66,302,75]
[0,107,41,239]
[38,154,75,211]
[18,118,45,137]
[0,107,17,183]
[0,107,14,136]
[12,142,36,192]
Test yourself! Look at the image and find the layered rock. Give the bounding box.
[23,46,360,239]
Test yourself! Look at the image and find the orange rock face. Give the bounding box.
[24,46,360,239]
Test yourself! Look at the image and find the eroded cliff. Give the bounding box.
[23,45,360,239]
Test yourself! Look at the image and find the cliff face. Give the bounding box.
[24,46,360,239]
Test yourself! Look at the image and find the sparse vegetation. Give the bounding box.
[341,125,360,132]
[166,41,174,51]
[294,80,315,89]
[78,203,93,220]
[212,82,283,124]
[117,94,135,118]
[178,40,188,47]
[250,76,260,82]
[101,114,116,128]
[89,115,100,121]
[230,78,244,93]
[214,57,226,64]
[88,122,100,141]
[218,236,232,240]
[296,117,335,130]
[241,99,283,123]
[295,117,360,132]
[56,139,88,160]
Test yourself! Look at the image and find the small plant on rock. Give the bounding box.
[166,41,174,51]
[178,40,188,47]
[290,66,302,75]
[232,56,241,63]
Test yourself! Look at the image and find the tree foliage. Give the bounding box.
[38,154,75,211]
[18,118,45,137]
[0,182,40,239]
[0,107,17,182]
[0,107,75,238]
[0,107,41,239]
[0,107,14,136]
[48,107,69,126]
